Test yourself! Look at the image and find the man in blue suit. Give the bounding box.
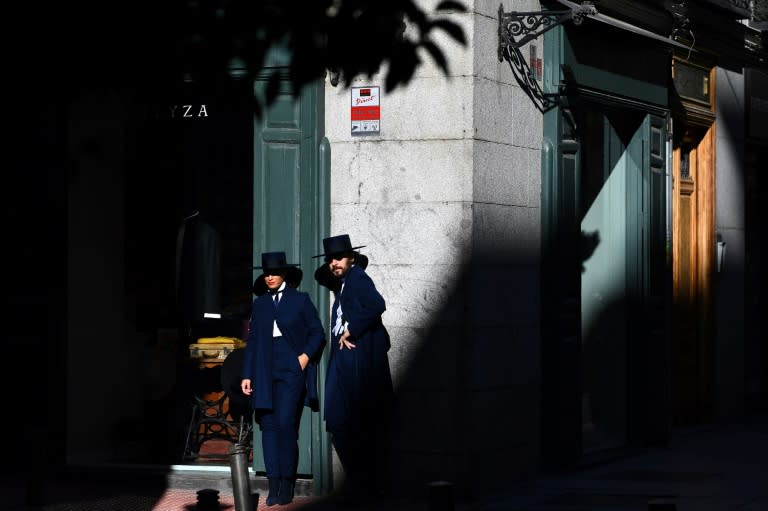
[314,234,394,498]
[241,252,325,505]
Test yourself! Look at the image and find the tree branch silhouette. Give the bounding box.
[11,0,467,113]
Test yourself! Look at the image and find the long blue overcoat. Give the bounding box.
[241,287,326,411]
[324,264,394,433]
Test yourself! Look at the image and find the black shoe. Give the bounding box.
[266,478,280,506]
[277,478,294,505]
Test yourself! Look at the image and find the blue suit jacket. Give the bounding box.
[242,286,326,411]
[324,264,393,432]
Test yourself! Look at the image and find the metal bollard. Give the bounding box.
[196,489,221,511]
[229,443,254,511]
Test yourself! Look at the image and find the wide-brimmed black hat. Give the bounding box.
[254,251,299,271]
[253,251,303,295]
[312,234,366,259]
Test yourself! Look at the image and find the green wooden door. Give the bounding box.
[542,22,669,467]
[578,102,644,453]
[251,66,330,482]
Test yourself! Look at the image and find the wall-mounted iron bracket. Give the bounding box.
[498,2,596,52]
[497,3,594,112]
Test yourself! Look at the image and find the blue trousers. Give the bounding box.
[258,337,305,479]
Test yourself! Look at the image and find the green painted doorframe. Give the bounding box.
[251,61,332,493]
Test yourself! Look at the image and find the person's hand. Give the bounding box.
[241,379,252,395]
[298,353,310,370]
[339,329,356,350]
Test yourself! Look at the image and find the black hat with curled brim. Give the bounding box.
[311,234,366,259]
[252,251,303,296]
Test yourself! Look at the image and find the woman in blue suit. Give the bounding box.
[241,252,325,506]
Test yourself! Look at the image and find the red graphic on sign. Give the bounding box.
[351,106,380,121]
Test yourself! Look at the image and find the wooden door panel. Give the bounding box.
[671,116,716,424]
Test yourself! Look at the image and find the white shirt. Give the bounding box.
[332,280,348,336]
[272,282,286,337]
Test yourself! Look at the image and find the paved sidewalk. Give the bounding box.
[469,412,768,511]
[5,412,766,511]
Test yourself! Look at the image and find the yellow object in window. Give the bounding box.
[196,336,245,348]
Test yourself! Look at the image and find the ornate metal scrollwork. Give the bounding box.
[499,9,569,51]
[498,38,560,112]
[497,2,596,112]
[668,0,693,41]
[498,2,596,52]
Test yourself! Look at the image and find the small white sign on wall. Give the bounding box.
[351,86,380,136]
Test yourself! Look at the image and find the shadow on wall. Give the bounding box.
[368,225,674,499]
[379,234,562,496]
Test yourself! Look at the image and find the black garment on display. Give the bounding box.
[176,211,222,323]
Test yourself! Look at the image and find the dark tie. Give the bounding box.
[271,290,281,308]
